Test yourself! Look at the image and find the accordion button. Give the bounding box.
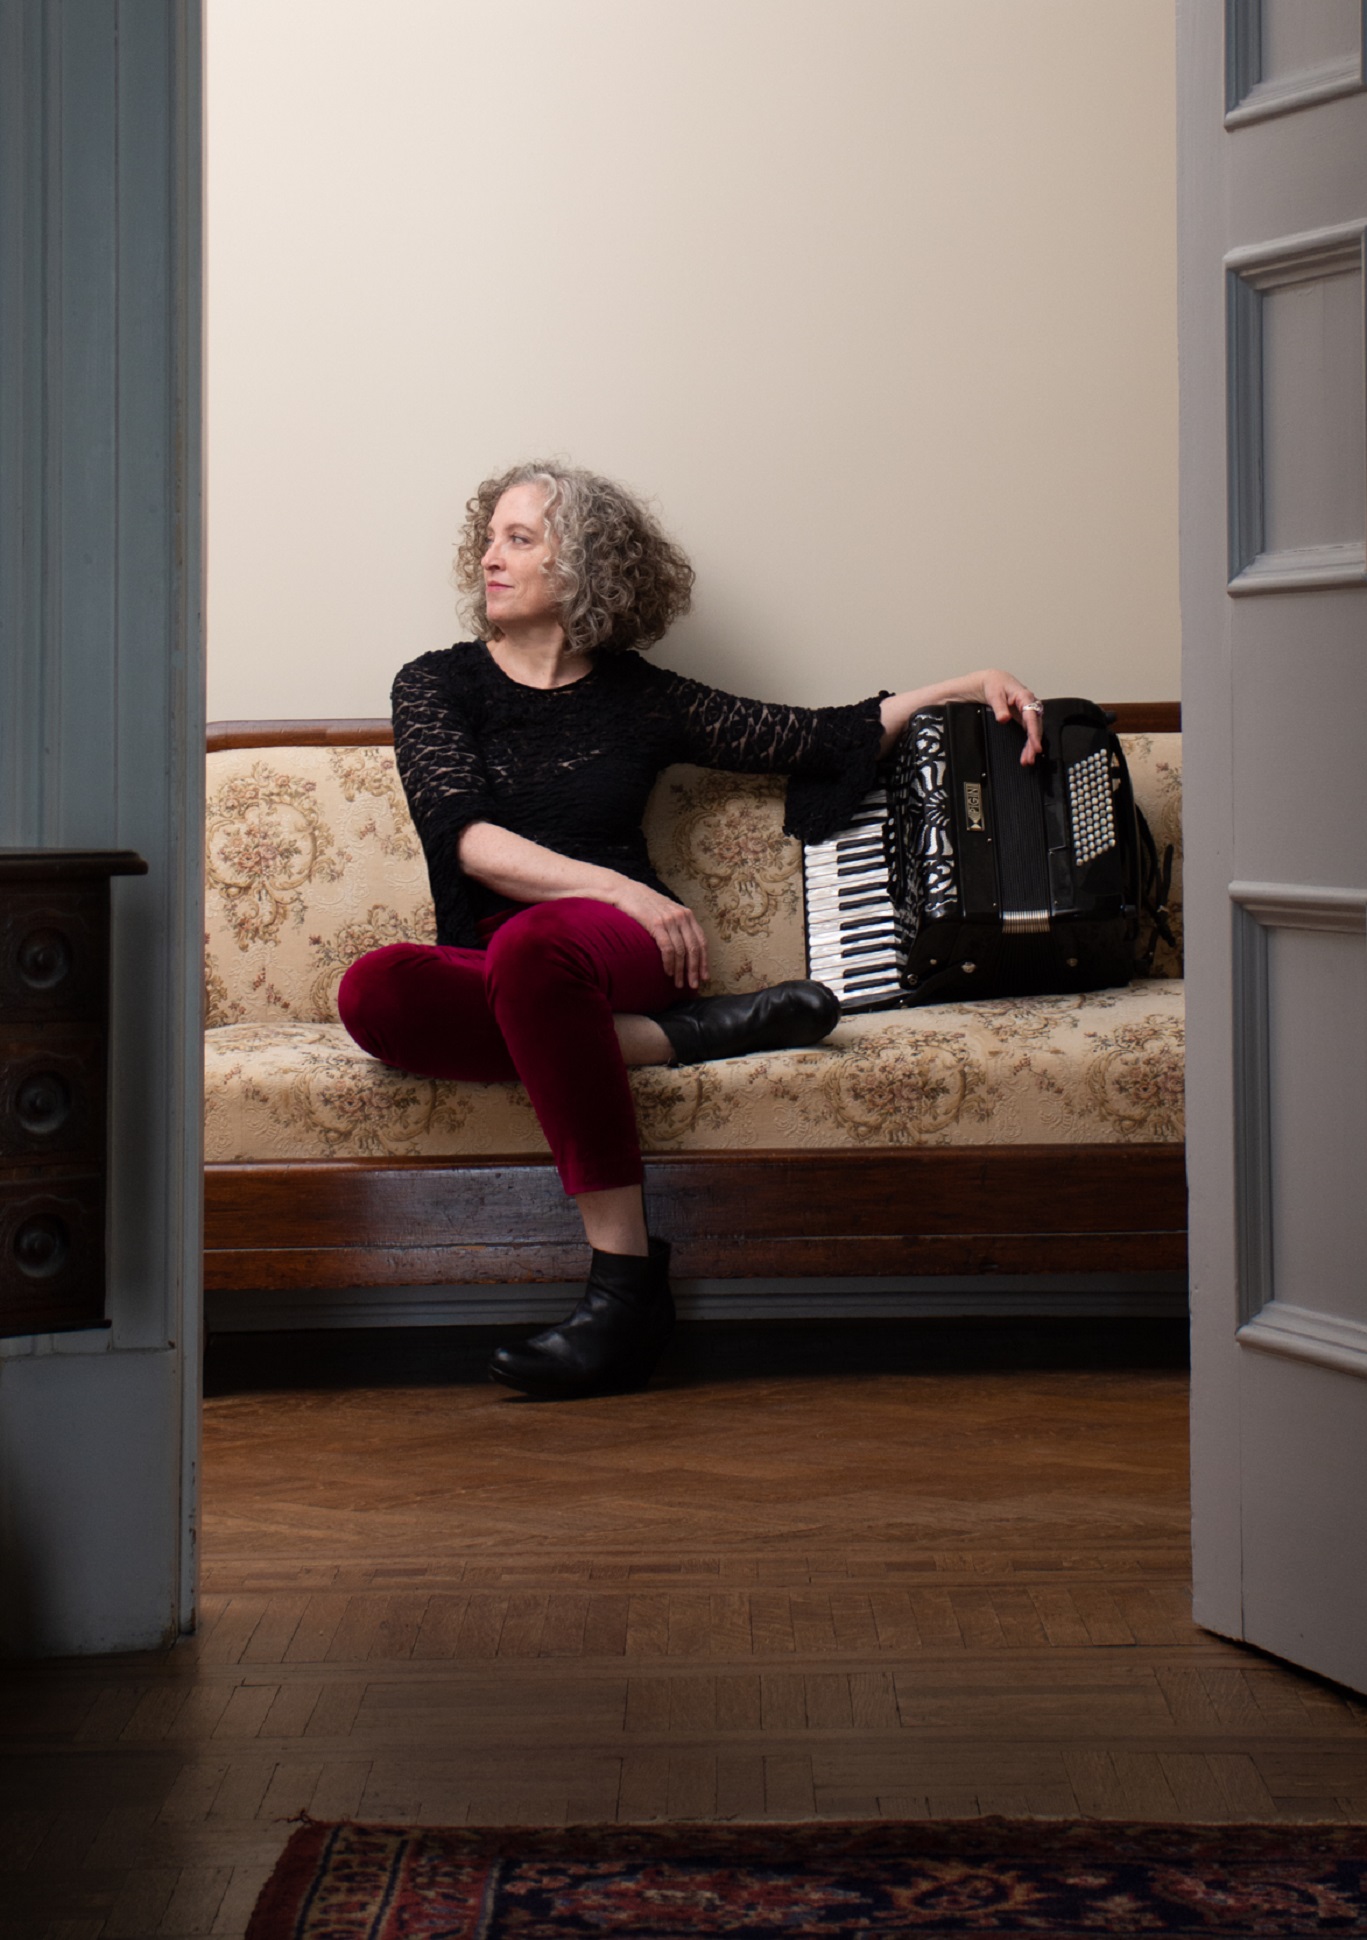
[963,962,977,974]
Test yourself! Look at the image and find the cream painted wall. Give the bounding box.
[205,0,1178,719]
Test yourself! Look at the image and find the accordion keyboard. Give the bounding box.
[801,786,906,1010]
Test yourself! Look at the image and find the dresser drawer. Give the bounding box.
[0,1026,106,1164]
[0,884,110,1022]
[0,1168,106,1336]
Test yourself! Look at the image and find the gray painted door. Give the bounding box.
[0,1,203,1654]
[1180,0,1367,1692]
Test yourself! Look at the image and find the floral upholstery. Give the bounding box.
[1123,733,1184,976]
[205,746,437,1028]
[204,733,1185,1162]
[205,980,1185,1163]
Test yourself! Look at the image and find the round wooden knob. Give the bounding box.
[16,1073,72,1136]
[13,1215,70,1279]
[17,928,73,990]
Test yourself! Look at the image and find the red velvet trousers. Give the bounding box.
[336,898,679,1196]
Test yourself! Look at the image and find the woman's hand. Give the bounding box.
[879,669,1046,765]
[972,669,1046,766]
[609,880,710,991]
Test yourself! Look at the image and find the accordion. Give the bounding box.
[803,698,1165,1010]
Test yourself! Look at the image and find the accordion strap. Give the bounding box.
[1136,807,1176,975]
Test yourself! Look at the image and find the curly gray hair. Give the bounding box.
[455,462,695,655]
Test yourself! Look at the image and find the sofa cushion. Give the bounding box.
[205,976,1184,1163]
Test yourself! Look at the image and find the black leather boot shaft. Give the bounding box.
[488,1238,674,1400]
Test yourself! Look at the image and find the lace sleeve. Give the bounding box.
[390,651,497,851]
[654,667,890,844]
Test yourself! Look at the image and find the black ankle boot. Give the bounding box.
[654,979,840,1066]
[488,1238,674,1399]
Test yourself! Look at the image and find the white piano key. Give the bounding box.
[826,893,891,914]
[830,914,896,934]
[804,870,886,894]
[809,930,897,957]
[811,937,901,964]
[811,954,899,979]
[836,964,903,988]
[836,983,904,1007]
[813,958,901,977]
[803,862,887,890]
[809,938,898,965]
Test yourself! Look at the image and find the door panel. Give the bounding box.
[1181,0,1367,1690]
[1227,224,1367,590]
[1226,0,1366,130]
[1266,926,1367,1323]
[1260,0,1361,89]
[1233,599,1367,888]
[1241,1353,1367,1692]
[1261,259,1365,556]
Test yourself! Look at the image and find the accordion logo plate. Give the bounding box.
[963,781,985,832]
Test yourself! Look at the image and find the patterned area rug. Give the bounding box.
[247,1818,1367,1937]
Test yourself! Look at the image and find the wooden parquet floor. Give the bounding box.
[2,1327,1365,1937]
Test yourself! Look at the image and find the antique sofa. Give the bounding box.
[202,707,1185,1320]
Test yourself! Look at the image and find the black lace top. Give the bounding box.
[392,642,889,947]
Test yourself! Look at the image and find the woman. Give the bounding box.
[339,462,1044,1401]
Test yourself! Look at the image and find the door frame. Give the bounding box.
[0,0,204,1654]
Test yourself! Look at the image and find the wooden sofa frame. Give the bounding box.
[203,706,1185,1297]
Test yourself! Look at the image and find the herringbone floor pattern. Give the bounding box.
[2,1327,1364,1937]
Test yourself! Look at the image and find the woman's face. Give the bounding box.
[482,483,560,632]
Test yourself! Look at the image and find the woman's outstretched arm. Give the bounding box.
[878,669,1045,763]
[655,663,1043,779]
